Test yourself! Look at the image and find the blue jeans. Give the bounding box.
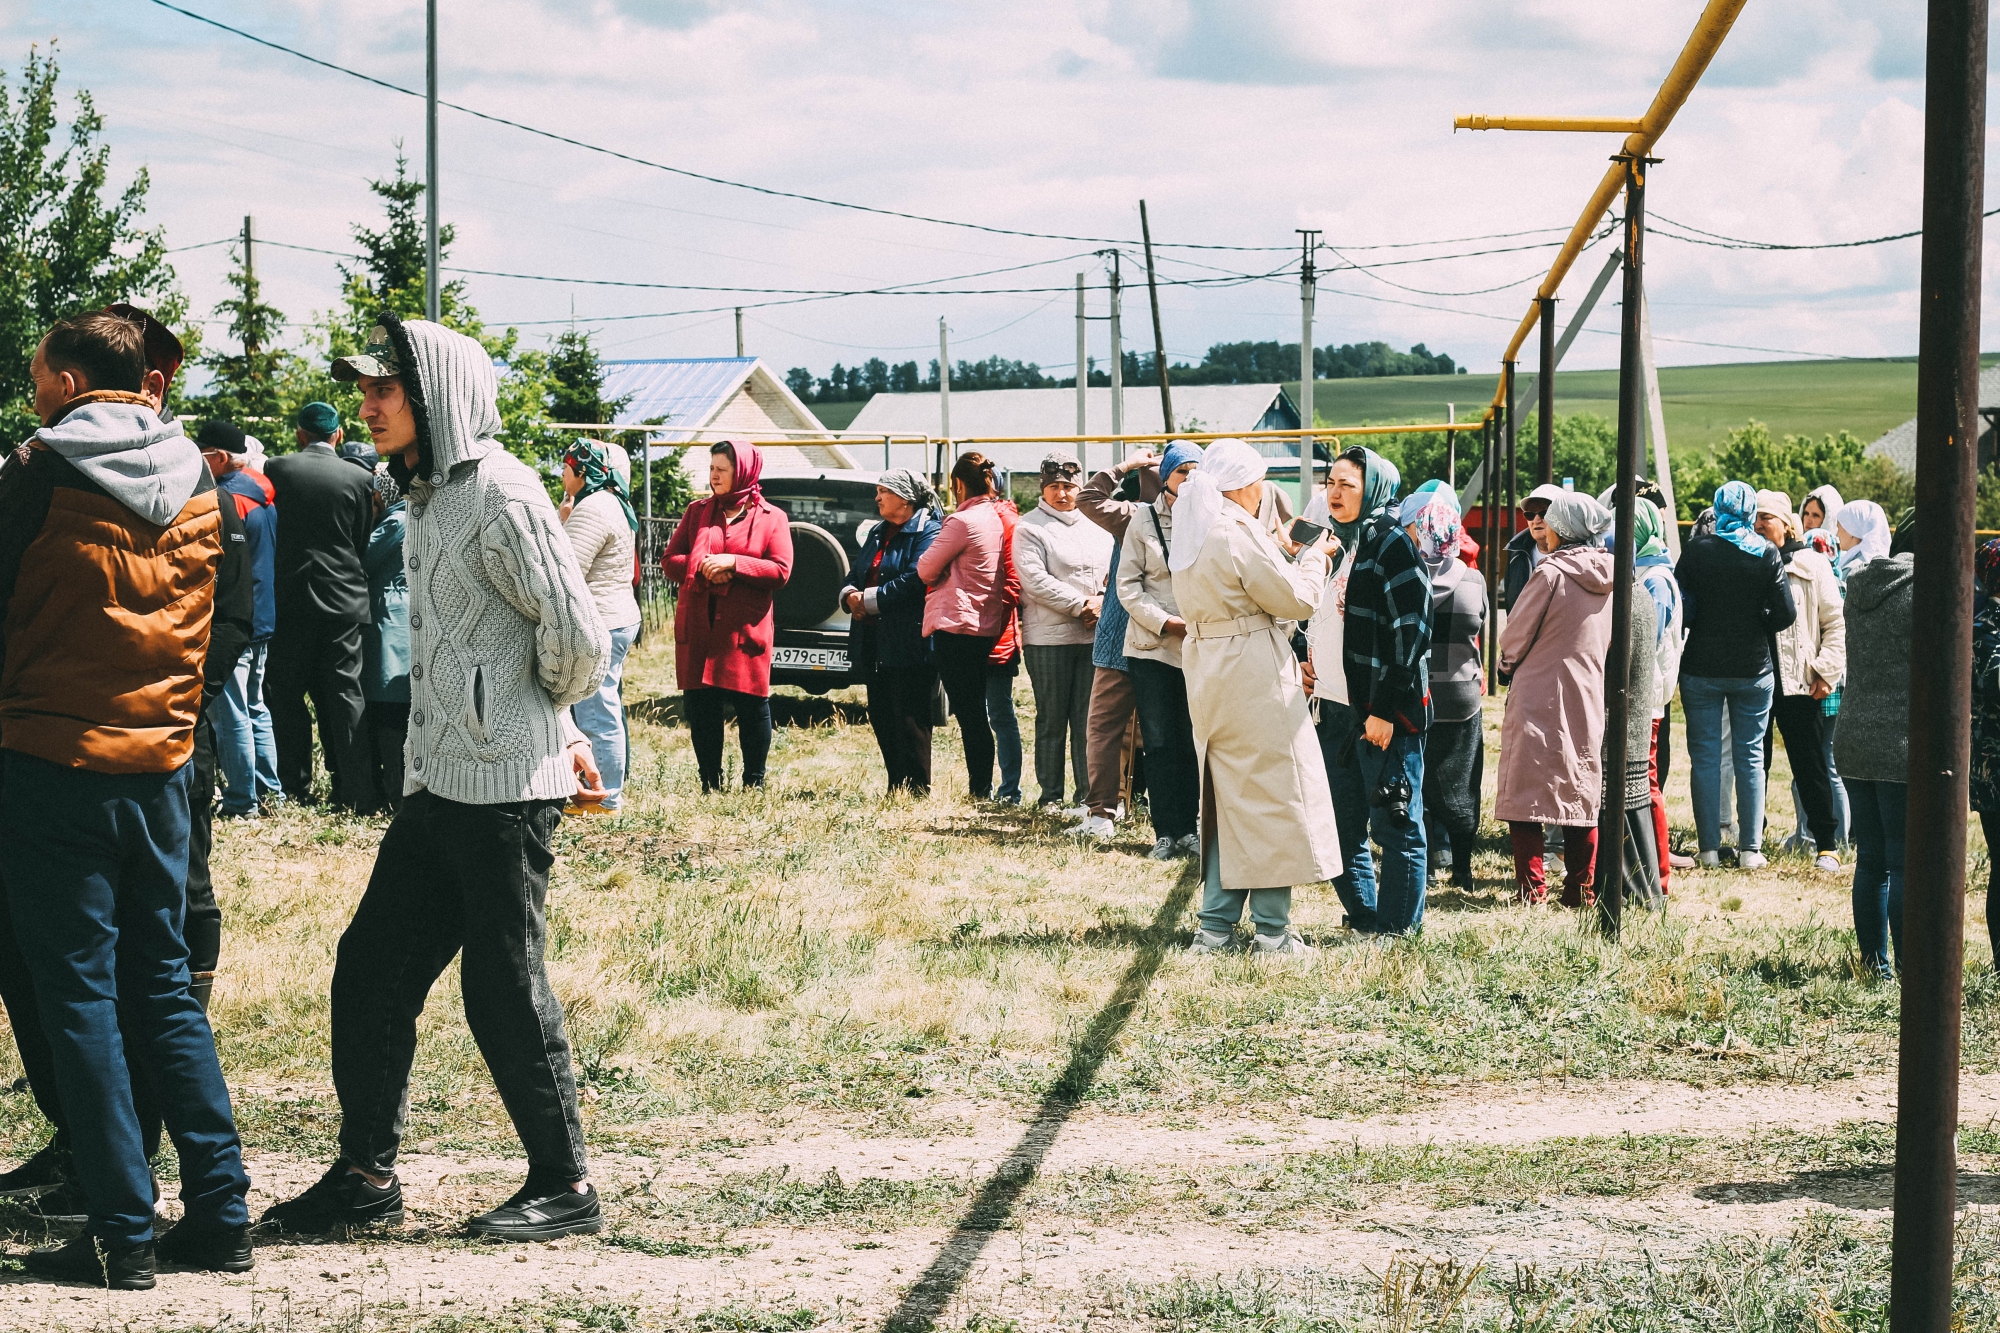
[985,670,1023,804]
[1315,701,1378,932]
[1198,837,1291,936]
[1356,729,1428,935]
[210,639,280,816]
[0,751,248,1245]
[573,624,636,808]
[1848,778,1906,978]
[1681,673,1776,854]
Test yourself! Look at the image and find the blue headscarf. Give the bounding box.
[1330,446,1401,551]
[1159,441,1203,483]
[1711,480,1769,558]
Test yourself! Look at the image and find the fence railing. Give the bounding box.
[638,515,682,636]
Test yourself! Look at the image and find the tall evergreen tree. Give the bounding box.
[546,328,630,426]
[0,44,186,438]
[198,237,300,426]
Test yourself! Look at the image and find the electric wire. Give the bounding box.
[1650,207,2000,252]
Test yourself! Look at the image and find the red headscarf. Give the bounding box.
[713,439,764,509]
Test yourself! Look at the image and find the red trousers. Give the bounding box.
[1509,822,1598,907]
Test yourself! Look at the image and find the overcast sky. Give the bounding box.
[0,0,1981,379]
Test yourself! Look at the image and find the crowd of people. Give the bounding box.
[0,300,1988,1290]
[0,305,638,1288]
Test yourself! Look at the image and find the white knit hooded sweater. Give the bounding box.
[386,317,610,804]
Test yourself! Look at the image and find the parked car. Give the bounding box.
[759,468,891,693]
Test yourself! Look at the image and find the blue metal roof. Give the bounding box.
[600,358,757,437]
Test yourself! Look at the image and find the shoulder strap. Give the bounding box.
[1148,502,1166,552]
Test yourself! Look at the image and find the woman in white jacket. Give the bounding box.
[1752,490,1845,872]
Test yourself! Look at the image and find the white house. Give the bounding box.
[843,384,1300,478]
[599,357,858,479]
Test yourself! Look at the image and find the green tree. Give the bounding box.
[545,327,630,426]
[196,238,305,428]
[0,44,187,439]
[1668,421,1875,519]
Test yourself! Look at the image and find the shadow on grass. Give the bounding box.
[882,864,1200,1333]
[628,694,870,730]
[1692,1170,2000,1212]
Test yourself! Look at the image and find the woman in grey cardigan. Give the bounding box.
[1832,513,1912,980]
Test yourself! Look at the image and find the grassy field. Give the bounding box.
[0,633,1993,1329]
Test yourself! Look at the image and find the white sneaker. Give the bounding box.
[1147,836,1176,861]
[1172,834,1202,858]
[1736,850,1768,870]
[1252,932,1318,962]
[1186,928,1234,955]
[1815,853,1841,873]
[1697,850,1720,869]
[1070,815,1114,841]
[1114,802,1127,820]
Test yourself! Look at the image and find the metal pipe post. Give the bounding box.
[424,0,440,322]
[735,308,744,357]
[1075,274,1087,436]
[1893,0,1986,1321]
[1597,156,1650,941]
[1297,231,1320,511]
[938,317,951,468]
[1538,297,1556,484]
[1484,419,1498,693]
[1108,252,1124,466]
[1141,201,1175,433]
[1445,403,1456,487]
[1504,360,1518,570]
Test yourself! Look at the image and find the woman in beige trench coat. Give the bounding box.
[1170,439,1343,959]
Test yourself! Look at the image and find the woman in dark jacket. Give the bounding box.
[1674,480,1797,869]
[1970,541,2000,967]
[1834,523,1912,980]
[841,470,944,795]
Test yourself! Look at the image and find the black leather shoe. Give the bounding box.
[156,1217,253,1272]
[257,1163,403,1234]
[0,1140,70,1197]
[467,1182,603,1241]
[24,1234,155,1290]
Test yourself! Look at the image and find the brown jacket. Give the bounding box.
[0,414,225,774]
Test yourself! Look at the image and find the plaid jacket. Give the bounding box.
[1340,515,1434,732]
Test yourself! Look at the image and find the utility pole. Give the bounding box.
[1894,0,1985,1324]
[938,315,951,445]
[240,216,259,358]
[1597,154,1652,942]
[1140,201,1174,434]
[1107,251,1124,465]
[424,0,440,322]
[1538,295,1556,485]
[1297,230,1320,512]
[734,308,744,357]
[1075,273,1087,437]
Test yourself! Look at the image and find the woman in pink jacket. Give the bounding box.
[917,452,1018,800]
[663,441,794,791]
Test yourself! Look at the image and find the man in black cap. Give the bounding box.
[265,402,377,812]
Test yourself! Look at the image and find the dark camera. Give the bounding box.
[1370,770,1413,819]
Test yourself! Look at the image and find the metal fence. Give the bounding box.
[638,514,682,635]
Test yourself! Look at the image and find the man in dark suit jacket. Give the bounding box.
[265,401,377,812]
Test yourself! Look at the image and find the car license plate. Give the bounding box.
[772,647,848,671]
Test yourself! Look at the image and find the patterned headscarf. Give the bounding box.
[372,467,400,508]
[1980,538,2000,602]
[1711,481,1770,557]
[1402,488,1462,572]
[563,438,637,531]
[1329,446,1401,551]
[1546,492,1613,546]
[711,439,765,509]
[877,468,938,516]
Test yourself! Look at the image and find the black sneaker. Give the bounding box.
[24,1234,155,1290]
[467,1182,603,1241]
[23,1179,88,1223]
[0,1140,69,1197]
[257,1164,403,1235]
[156,1217,253,1272]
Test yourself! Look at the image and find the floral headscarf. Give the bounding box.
[1546,492,1613,546]
[1980,538,2000,602]
[1402,489,1462,572]
[1711,481,1770,557]
[877,467,938,516]
[563,438,637,531]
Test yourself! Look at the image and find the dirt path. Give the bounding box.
[6,1074,1977,1328]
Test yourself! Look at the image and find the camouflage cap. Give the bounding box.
[330,325,401,382]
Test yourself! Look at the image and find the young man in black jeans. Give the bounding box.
[259,315,611,1241]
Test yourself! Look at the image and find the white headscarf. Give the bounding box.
[1834,498,1890,574]
[1545,491,1613,546]
[1168,437,1266,572]
[1803,483,1843,534]
[241,433,268,472]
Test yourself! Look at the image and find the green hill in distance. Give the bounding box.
[1289,356,2000,450]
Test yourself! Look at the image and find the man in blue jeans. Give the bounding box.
[1307,447,1432,936]
[198,420,280,818]
[0,309,252,1287]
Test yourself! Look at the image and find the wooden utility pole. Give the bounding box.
[1296,230,1320,511]
[1894,0,1985,1324]
[240,215,259,359]
[424,0,439,322]
[1107,250,1124,465]
[1074,273,1087,436]
[735,308,744,357]
[1140,201,1174,434]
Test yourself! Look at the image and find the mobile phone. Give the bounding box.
[1288,517,1327,547]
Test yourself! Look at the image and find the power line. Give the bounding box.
[1650,207,2000,252]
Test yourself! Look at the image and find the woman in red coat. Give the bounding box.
[663,441,794,790]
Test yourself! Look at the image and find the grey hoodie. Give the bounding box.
[380,315,610,804]
[32,400,205,526]
[1832,553,1913,784]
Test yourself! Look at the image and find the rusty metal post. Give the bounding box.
[1596,155,1649,941]
[1892,0,1985,1321]
[1538,297,1556,485]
